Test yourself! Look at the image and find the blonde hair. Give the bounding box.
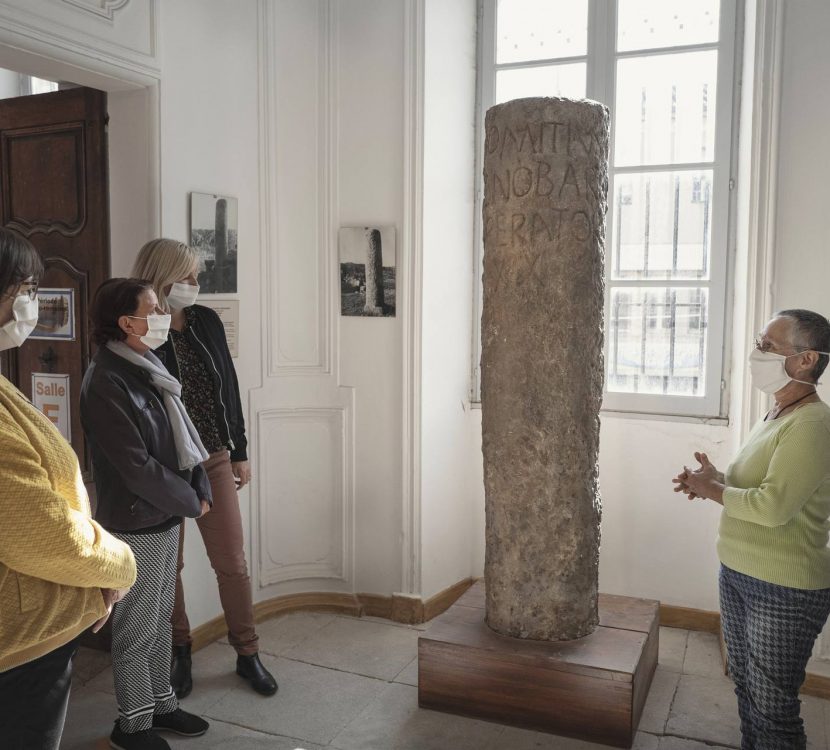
[131,238,198,312]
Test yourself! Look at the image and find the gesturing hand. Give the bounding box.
[681,452,724,502]
[671,467,698,500]
[198,500,211,518]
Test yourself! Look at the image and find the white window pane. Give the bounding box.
[617,0,720,52]
[497,0,588,64]
[607,287,708,396]
[612,170,712,280]
[614,51,717,167]
[496,63,586,104]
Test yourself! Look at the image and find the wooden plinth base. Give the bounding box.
[418,581,659,748]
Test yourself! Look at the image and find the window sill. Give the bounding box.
[468,400,729,426]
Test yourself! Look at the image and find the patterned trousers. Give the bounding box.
[719,564,830,750]
[111,526,180,733]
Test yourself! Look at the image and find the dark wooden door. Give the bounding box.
[0,87,109,479]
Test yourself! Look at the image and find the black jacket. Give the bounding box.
[155,305,248,462]
[80,346,212,532]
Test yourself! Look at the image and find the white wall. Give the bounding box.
[419,0,478,598]
[155,0,261,628]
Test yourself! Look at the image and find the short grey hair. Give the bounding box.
[777,308,830,381]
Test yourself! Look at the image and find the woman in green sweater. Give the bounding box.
[675,309,830,750]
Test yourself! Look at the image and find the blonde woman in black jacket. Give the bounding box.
[132,239,277,698]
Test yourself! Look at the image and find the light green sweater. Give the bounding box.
[718,401,830,590]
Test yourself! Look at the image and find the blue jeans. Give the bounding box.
[719,564,830,750]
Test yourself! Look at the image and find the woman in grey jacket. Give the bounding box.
[81,278,211,750]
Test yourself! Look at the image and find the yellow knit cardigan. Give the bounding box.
[0,375,137,672]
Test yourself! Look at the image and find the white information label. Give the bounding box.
[32,373,71,441]
[199,300,239,358]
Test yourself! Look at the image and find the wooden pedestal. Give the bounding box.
[418,581,659,748]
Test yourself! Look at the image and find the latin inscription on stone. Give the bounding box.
[481,98,609,641]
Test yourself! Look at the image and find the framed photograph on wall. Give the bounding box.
[30,288,75,341]
[189,191,238,294]
[339,226,396,317]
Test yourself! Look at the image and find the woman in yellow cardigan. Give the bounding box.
[0,227,137,750]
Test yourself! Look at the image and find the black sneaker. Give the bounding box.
[109,722,171,750]
[152,708,209,736]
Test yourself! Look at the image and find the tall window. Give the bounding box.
[476,0,738,417]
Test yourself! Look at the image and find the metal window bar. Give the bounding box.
[672,175,680,276]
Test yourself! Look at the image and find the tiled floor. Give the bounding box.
[61,614,830,749]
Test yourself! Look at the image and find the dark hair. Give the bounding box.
[777,308,830,381]
[0,226,43,295]
[91,278,154,346]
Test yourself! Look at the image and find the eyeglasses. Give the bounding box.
[18,282,38,301]
[754,337,807,355]
[2,280,38,302]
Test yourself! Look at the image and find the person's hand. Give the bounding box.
[672,467,698,500]
[231,460,251,489]
[198,500,211,518]
[682,452,722,501]
[92,587,129,633]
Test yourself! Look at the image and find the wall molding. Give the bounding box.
[255,406,354,588]
[400,0,425,597]
[0,0,159,81]
[61,0,129,22]
[259,0,335,378]
[739,0,784,439]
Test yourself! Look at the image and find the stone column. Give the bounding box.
[481,97,609,641]
[215,198,228,271]
[363,227,384,315]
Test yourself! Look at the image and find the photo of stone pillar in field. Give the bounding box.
[339,226,396,317]
[481,97,610,641]
[189,191,239,293]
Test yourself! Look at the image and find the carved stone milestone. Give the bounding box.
[363,227,384,315]
[215,197,228,271]
[481,97,609,641]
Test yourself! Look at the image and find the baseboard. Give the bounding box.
[191,579,474,651]
[659,604,721,634]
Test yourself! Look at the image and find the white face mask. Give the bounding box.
[166,282,199,310]
[748,348,827,394]
[0,294,39,352]
[129,312,171,350]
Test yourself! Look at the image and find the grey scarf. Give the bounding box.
[106,340,209,470]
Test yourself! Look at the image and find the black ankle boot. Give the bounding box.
[236,653,278,696]
[170,643,192,699]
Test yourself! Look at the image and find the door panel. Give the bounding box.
[0,87,110,479]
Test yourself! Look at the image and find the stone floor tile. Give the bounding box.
[393,657,418,687]
[639,666,681,734]
[659,627,689,673]
[338,613,428,631]
[283,616,419,680]
[491,727,660,750]
[802,694,828,749]
[203,652,385,745]
[666,674,742,748]
[72,646,112,686]
[257,612,338,657]
[330,682,504,750]
[166,718,325,749]
[61,686,119,750]
[657,737,734,750]
[682,631,726,678]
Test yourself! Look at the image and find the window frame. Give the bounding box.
[473,0,741,419]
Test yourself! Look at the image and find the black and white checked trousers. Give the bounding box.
[111,526,180,733]
[719,564,830,750]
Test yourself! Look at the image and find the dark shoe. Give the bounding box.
[109,722,171,750]
[152,708,209,736]
[236,652,278,696]
[170,643,192,699]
